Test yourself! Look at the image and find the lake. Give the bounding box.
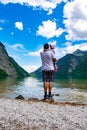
[0,77,87,104]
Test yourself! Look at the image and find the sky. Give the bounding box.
[0,0,87,73]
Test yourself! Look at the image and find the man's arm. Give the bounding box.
[51,51,58,62]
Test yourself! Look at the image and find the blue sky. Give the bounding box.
[0,0,87,72]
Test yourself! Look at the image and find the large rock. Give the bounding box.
[15,95,25,100]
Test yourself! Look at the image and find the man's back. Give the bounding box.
[40,50,55,71]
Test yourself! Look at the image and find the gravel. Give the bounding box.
[0,98,87,130]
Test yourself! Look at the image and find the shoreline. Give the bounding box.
[0,98,87,130]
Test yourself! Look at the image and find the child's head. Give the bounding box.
[50,44,55,49]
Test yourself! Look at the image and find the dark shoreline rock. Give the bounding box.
[28,98,39,102]
[15,95,24,100]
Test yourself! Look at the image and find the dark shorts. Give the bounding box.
[42,70,54,82]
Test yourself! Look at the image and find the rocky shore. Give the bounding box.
[0,98,87,130]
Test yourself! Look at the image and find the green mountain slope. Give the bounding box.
[9,57,30,78]
[55,53,87,79]
[0,69,8,79]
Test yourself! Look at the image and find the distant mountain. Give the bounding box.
[31,67,42,79]
[0,42,30,79]
[31,49,87,79]
[73,49,87,56]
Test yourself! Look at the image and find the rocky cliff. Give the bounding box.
[0,42,29,79]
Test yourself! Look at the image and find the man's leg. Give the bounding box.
[48,82,54,101]
[43,82,48,99]
[48,70,54,97]
[48,82,53,97]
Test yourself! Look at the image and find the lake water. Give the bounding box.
[0,77,87,104]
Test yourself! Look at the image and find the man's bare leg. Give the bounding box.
[48,82,53,97]
[48,82,54,101]
[43,82,48,98]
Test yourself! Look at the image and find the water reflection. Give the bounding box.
[0,78,18,92]
[0,78,21,98]
[0,77,43,99]
[54,78,87,90]
[0,77,87,104]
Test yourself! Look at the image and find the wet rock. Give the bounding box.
[15,95,24,100]
[52,94,55,96]
[28,98,39,102]
[54,94,60,96]
[41,97,55,102]
[71,87,74,89]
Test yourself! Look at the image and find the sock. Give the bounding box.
[49,92,51,96]
[44,91,47,96]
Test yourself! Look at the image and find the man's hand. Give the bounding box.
[53,58,57,62]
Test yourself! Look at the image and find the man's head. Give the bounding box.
[44,43,49,49]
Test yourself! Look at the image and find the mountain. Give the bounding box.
[73,49,87,56]
[31,49,87,79]
[0,42,30,79]
[31,67,42,79]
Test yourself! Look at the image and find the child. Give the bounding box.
[50,44,55,54]
[50,44,58,72]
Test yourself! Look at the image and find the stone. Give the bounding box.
[28,98,39,102]
[15,95,24,100]
[51,93,60,96]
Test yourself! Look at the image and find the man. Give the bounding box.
[40,43,57,100]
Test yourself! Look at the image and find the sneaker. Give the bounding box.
[44,95,48,99]
[48,94,52,97]
[48,95,54,102]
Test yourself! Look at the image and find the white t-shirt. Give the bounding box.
[40,50,56,70]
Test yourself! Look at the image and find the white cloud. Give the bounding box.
[63,0,87,41]
[28,28,31,33]
[0,19,7,30]
[9,43,24,51]
[0,27,3,30]
[64,42,72,47]
[0,19,9,27]
[47,8,53,15]
[15,22,23,30]
[79,43,87,51]
[48,40,57,46]
[0,0,67,15]
[55,42,87,59]
[0,19,6,24]
[22,65,40,73]
[36,20,64,38]
[27,48,43,56]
